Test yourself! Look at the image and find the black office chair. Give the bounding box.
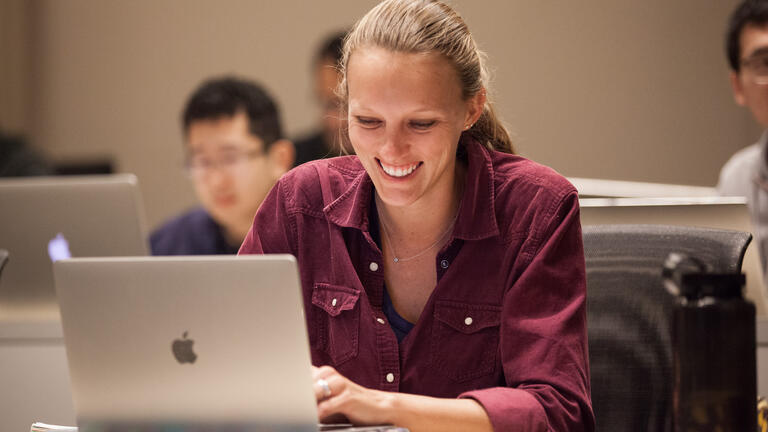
[582,224,752,432]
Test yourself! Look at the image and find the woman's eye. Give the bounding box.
[410,120,436,130]
[356,117,381,128]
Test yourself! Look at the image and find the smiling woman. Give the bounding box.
[346,48,474,211]
[239,1,594,431]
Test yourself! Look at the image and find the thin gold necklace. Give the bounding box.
[379,211,459,263]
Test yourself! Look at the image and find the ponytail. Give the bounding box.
[465,103,514,154]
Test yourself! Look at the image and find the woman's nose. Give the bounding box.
[381,126,409,157]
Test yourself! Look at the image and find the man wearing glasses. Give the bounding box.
[150,77,294,255]
[719,0,768,272]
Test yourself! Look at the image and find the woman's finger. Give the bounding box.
[313,364,337,379]
[314,369,347,401]
[314,377,333,400]
[317,387,348,420]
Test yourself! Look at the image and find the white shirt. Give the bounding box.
[717,131,768,273]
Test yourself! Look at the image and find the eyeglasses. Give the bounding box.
[185,149,263,178]
[740,53,768,84]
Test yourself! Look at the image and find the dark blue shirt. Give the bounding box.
[382,286,415,343]
[150,208,239,255]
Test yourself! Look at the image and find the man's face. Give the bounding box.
[185,112,276,238]
[314,57,344,150]
[732,24,768,127]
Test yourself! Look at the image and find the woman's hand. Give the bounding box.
[311,365,493,432]
[312,365,396,426]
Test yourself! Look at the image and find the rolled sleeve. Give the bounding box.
[460,387,547,432]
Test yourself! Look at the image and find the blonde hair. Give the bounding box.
[338,0,514,154]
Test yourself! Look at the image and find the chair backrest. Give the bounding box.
[583,224,752,432]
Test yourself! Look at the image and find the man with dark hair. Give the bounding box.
[718,0,768,271]
[150,76,294,255]
[293,30,348,166]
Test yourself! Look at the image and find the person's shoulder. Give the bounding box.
[155,207,212,230]
[718,142,762,196]
[489,150,576,202]
[277,156,366,211]
[483,149,578,239]
[293,131,332,166]
[723,142,761,171]
[150,208,215,255]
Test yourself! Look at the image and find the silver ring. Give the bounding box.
[317,378,331,399]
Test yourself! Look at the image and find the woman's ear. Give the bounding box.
[465,88,487,128]
[267,139,296,178]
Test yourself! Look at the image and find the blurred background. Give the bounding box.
[0,0,755,230]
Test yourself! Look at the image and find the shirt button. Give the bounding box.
[376,317,386,325]
[440,259,449,269]
[331,298,337,307]
[464,317,473,326]
[369,262,379,272]
[386,373,395,383]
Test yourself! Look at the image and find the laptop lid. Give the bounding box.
[53,255,317,430]
[579,196,767,315]
[0,174,148,319]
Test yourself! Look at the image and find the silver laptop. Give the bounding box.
[54,255,404,432]
[579,196,767,315]
[0,174,148,319]
[54,255,316,430]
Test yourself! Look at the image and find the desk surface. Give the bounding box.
[0,303,62,339]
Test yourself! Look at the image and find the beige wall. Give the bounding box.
[6,0,762,229]
[0,0,31,134]
[462,1,762,184]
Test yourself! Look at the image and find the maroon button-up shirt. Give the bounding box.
[240,138,594,432]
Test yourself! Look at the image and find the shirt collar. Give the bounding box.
[453,137,500,240]
[322,164,374,231]
[323,136,500,241]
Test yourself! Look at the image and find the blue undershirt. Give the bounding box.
[382,285,415,343]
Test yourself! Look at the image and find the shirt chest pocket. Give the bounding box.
[311,283,361,365]
[429,300,502,382]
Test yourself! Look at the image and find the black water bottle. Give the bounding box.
[663,253,756,432]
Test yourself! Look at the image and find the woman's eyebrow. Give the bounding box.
[349,106,443,116]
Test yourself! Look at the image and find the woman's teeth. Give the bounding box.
[381,162,419,177]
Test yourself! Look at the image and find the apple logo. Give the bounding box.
[171,331,197,364]
[47,233,72,262]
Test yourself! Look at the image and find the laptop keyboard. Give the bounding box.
[318,425,407,431]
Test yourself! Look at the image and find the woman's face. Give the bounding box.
[346,47,482,209]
